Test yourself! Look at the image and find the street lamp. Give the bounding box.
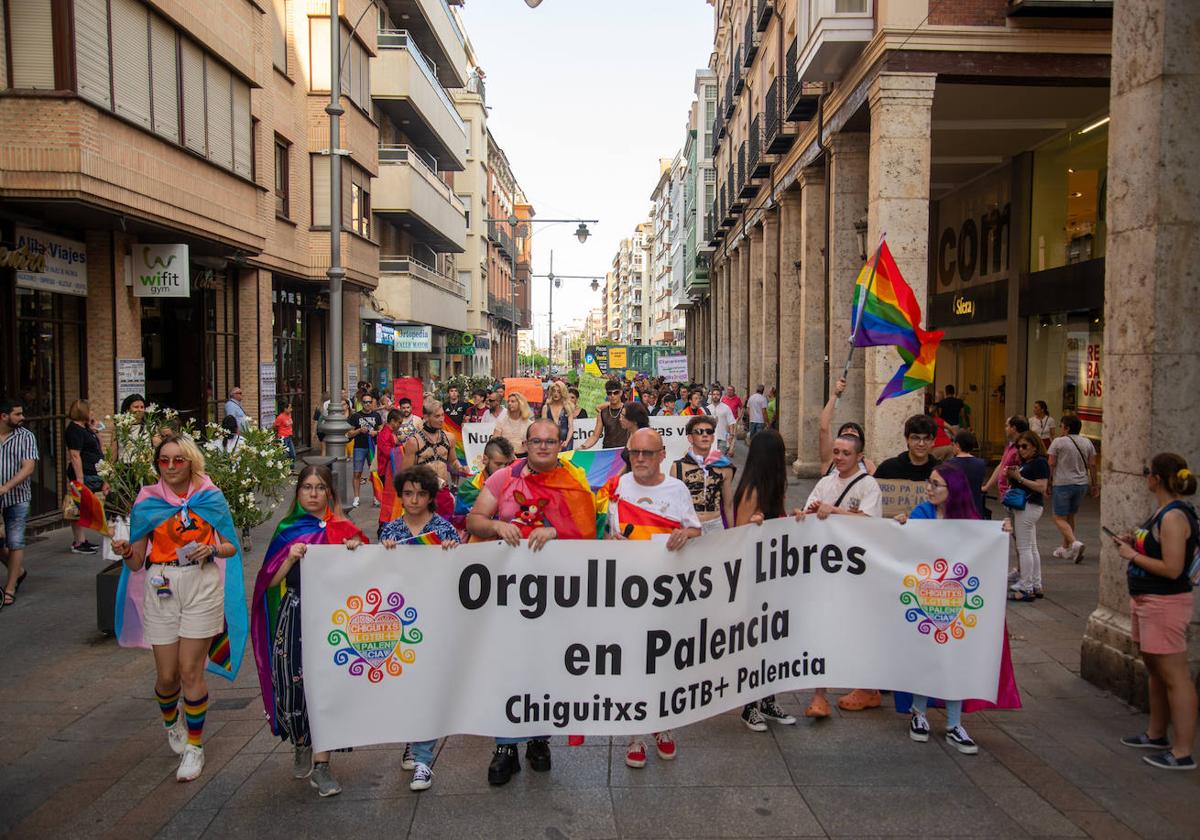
[533,250,605,370]
[524,0,544,6]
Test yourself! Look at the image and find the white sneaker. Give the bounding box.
[409,762,433,791]
[176,745,204,782]
[351,496,360,508]
[1069,541,1085,563]
[1052,547,1067,559]
[401,743,416,771]
[167,716,187,756]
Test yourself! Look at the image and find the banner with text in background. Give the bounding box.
[302,517,1008,752]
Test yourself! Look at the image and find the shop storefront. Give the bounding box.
[0,225,89,521]
[272,278,326,451]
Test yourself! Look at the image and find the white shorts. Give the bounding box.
[142,561,225,645]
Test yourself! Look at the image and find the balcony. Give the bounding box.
[764,76,796,154]
[487,220,515,261]
[744,18,761,68]
[374,145,467,253]
[733,53,745,95]
[376,255,468,332]
[749,113,771,180]
[755,0,774,31]
[786,38,820,122]
[372,30,468,171]
[724,77,735,118]
[796,0,874,83]
[1007,0,1112,17]
[379,0,467,87]
[487,293,518,324]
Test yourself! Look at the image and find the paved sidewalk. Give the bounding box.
[1,475,1198,839]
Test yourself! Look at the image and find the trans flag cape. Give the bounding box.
[251,504,367,733]
[850,239,944,404]
[115,477,248,681]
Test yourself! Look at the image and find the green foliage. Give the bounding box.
[519,353,549,370]
[439,374,496,402]
[203,422,295,530]
[96,405,195,519]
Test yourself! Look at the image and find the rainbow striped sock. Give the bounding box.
[183,693,209,748]
[156,686,180,729]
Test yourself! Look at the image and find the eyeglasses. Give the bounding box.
[158,456,188,468]
[299,483,327,493]
[628,448,663,459]
[908,435,934,444]
[926,480,948,489]
[1142,466,1151,477]
[690,429,715,437]
[1017,444,1033,451]
[526,438,560,449]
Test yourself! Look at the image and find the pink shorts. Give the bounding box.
[1130,592,1194,655]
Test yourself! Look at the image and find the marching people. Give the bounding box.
[608,427,701,768]
[381,466,461,791]
[1005,431,1050,602]
[707,387,737,456]
[110,436,245,782]
[732,429,800,731]
[399,399,463,518]
[465,389,489,423]
[1048,415,1097,563]
[672,415,736,535]
[273,399,296,463]
[818,378,876,475]
[347,393,381,509]
[799,431,884,716]
[541,381,575,449]
[947,430,989,519]
[395,397,419,443]
[579,381,628,450]
[493,392,535,456]
[65,398,106,555]
[873,414,941,483]
[443,385,470,427]
[983,415,1030,586]
[0,398,38,611]
[465,419,608,785]
[679,387,709,417]
[251,465,367,797]
[1116,453,1197,771]
[745,385,769,439]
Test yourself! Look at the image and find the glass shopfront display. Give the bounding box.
[273,283,322,450]
[933,340,1009,461]
[1026,311,1103,441]
[1030,117,1108,273]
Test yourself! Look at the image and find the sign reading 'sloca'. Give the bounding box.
[132,243,190,297]
[302,517,1008,751]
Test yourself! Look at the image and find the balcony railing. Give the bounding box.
[744,17,761,68]
[379,255,466,298]
[377,30,466,136]
[487,293,518,324]
[487,220,515,261]
[724,76,735,118]
[764,76,796,154]
[378,144,466,214]
[733,53,744,95]
[749,113,772,181]
[755,0,774,31]
[785,38,820,123]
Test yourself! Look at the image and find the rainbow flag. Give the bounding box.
[443,416,468,467]
[368,438,384,504]
[69,480,109,536]
[615,497,680,541]
[454,470,487,518]
[403,532,442,546]
[850,239,943,404]
[559,448,625,491]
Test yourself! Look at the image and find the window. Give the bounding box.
[272,0,289,73]
[351,180,370,238]
[8,1,55,89]
[274,136,291,217]
[111,0,152,129]
[308,16,369,111]
[75,0,111,106]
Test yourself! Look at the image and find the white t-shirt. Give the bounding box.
[747,393,769,424]
[708,400,736,442]
[804,471,882,517]
[1048,434,1095,485]
[610,473,702,535]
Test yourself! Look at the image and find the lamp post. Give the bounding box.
[531,250,603,370]
[483,216,598,376]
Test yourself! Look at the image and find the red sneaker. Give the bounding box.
[625,740,647,768]
[655,731,677,761]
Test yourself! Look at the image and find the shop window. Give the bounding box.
[273,286,313,448]
[1026,313,1104,440]
[1030,119,1108,273]
[203,273,240,427]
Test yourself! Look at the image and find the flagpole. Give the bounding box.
[835,232,885,409]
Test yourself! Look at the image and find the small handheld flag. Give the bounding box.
[70,480,110,536]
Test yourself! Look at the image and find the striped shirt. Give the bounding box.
[0,425,39,508]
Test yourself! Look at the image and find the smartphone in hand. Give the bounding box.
[1101,525,1121,541]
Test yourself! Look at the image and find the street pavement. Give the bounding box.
[2,458,1199,839]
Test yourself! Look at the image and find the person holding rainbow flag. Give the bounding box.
[250,464,368,798]
[608,427,701,769]
[110,435,247,783]
[465,418,612,786]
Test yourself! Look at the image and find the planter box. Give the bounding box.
[97,561,121,636]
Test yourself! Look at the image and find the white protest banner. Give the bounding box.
[462,415,691,476]
[656,354,689,382]
[303,516,1007,751]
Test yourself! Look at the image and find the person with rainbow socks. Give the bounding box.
[111,435,247,783]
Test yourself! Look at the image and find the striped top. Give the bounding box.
[0,426,39,508]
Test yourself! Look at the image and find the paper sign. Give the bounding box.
[656,355,689,382]
[876,479,927,519]
[116,358,146,408]
[504,378,544,406]
[393,377,424,417]
[259,363,277,429]
[608,347,627,369]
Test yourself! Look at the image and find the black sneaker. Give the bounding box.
[526,738,551,772]
[487,745,520,785]
[758,697,797,725]
[946,725,979,755]
[1121,732,1170,750]
[741,704,768,732]
[71,542,98,555]
[909,712,930,742]
[1142,751,1196,771]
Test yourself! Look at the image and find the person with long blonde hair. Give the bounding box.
[541,381,575,449]
[493,392,534,456]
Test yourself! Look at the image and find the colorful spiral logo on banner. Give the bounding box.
[900,558,983,644]
[328,588,422,682]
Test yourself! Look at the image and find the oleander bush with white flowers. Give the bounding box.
[203,422,294,530]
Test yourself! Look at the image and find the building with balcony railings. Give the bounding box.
[452,65,494,376]
[484,129,533,379]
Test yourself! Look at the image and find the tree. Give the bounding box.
[518,352,550,371]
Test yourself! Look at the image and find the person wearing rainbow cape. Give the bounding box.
[111,435,247,783]
[251,464,367,798]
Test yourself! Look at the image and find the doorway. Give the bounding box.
[935,339,1008,461]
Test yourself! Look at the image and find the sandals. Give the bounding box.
[1,591,14,610]
[15,570,27,593]
[1008,590,1036,603]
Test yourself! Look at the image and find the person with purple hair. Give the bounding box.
[892,463,1017,754]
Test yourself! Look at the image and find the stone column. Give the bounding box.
[778,187,803,459]
[716,257,730,385]
[761,210,780,393]
[864,73,935,464]
[748,224,765,396]
[828,132,870,434]
[795,165,828,475]
[1082,0,1200,705]
[734,243,750,396]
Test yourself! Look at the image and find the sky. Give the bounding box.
[458,0,714,352]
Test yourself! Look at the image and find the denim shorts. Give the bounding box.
[353,447,370,472]
[1052,483,1088,516]
[2,502,30,550]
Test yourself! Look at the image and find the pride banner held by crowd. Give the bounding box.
[302,516,1008,752]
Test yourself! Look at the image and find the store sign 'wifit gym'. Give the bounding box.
[132,243,190,298]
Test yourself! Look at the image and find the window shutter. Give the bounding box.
[339,25,350,97]
[9,1,55,90]
[110,0,152,129]
[272,0,288,71]
[311,154,330,226]
[232,78,252,178]
[181,38,206,153]
[74,0,111,108]
[149,15,179,142]
[309,17,330,90]
[205,57,233,170]
[0,4,6,87]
